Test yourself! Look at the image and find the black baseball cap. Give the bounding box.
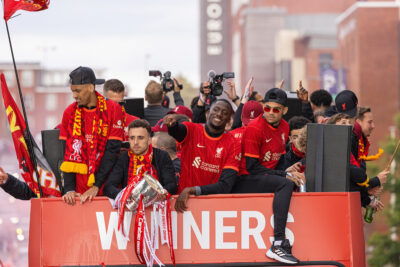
[69,66,105,85]
[335,90,358,118]
[264,88,287,106]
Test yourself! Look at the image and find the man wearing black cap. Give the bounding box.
[335,90,358,119]
[232,88,304,264]
[59,66,124,205]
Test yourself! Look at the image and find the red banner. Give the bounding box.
[3,0,49,21]
[0,73,61,197]
[29,193,366,266]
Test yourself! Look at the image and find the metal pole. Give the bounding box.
[5,20,43,198]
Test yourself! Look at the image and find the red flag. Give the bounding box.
[3,0,50,21]
[0,73,61,197]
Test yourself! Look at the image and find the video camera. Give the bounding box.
[203,70,235,96]
[149,70,182,92]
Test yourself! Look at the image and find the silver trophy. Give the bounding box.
[124,171,165,212]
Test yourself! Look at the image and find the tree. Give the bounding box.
[368,113,400,266]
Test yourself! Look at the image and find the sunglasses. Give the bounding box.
[203,85,210,89]
[264,106,281,114]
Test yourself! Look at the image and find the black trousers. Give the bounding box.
[232,174,296,241]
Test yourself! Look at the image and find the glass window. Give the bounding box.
[22,70,34,87]
[45,94,57,111]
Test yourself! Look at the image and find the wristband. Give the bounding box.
[232,96,239,102]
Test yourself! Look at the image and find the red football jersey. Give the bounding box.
[242,116,289,174]
[60,99,124,194]
[178,122,240,194]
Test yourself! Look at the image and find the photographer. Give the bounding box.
[192,81,216,123]
[193,71,234,123]
[144,78,184,126]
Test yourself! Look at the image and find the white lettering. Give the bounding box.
[207,3,222,19]
[183,211,210,249]
[215,211,237,249]
[207,19,222,31]
[96,211,132,250]
[208,32,223,44]
[241,211,266,249]
[172,211,178,249]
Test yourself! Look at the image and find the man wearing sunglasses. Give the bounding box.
[232,88,304,264]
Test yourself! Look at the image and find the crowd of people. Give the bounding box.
[0,66,389,264]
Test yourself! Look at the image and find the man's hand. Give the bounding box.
[62,191,81,206]
[369,197,384,212]
[0,167,8,185]
[296,80,308,103]
[164,114,177,127]
[198,81,211,106]
[286,171,305,187]
[377,170,389,185]
[175,187,195,212]
[286,162,302,173]
[368,186,383,197]
[224,80,237,100]
[241,76,255,104]
[173,78,182,93]
[80,186,99,204]
[278,79,284,89]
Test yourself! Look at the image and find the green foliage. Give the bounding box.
[368,113,400,266]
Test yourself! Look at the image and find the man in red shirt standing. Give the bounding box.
[59,67,124,205]
[164,99,240,212]
[233,88,304,264]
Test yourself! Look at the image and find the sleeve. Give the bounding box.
[199,168,237,195]
[301,102,314,122]
[108,102,124,141]
[173,92,184,106]
[222,136,240,172]
[59,106,72,140]
[103,152,126,199]
[192,105,206,123]
[167,122,189,143]
[246,157,286,177]
[0,174,37,200]
[243,125,261,159]
[157,151,178,195]
[94,139,122,188]
[368,176,381,188]
[231,103,244,130]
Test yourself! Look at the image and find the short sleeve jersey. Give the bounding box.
[178,122,240,194]
[242,116,289,172]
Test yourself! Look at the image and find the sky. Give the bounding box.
[0,0,200,97]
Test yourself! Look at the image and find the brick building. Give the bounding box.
[337,1,400,146]
[231,0,356,93]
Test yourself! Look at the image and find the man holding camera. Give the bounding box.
[144,78,184,126]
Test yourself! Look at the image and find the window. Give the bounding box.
[22,70,34,87]
[4,71,15,87]
[45,94,57,111]
[24,93,35,111]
